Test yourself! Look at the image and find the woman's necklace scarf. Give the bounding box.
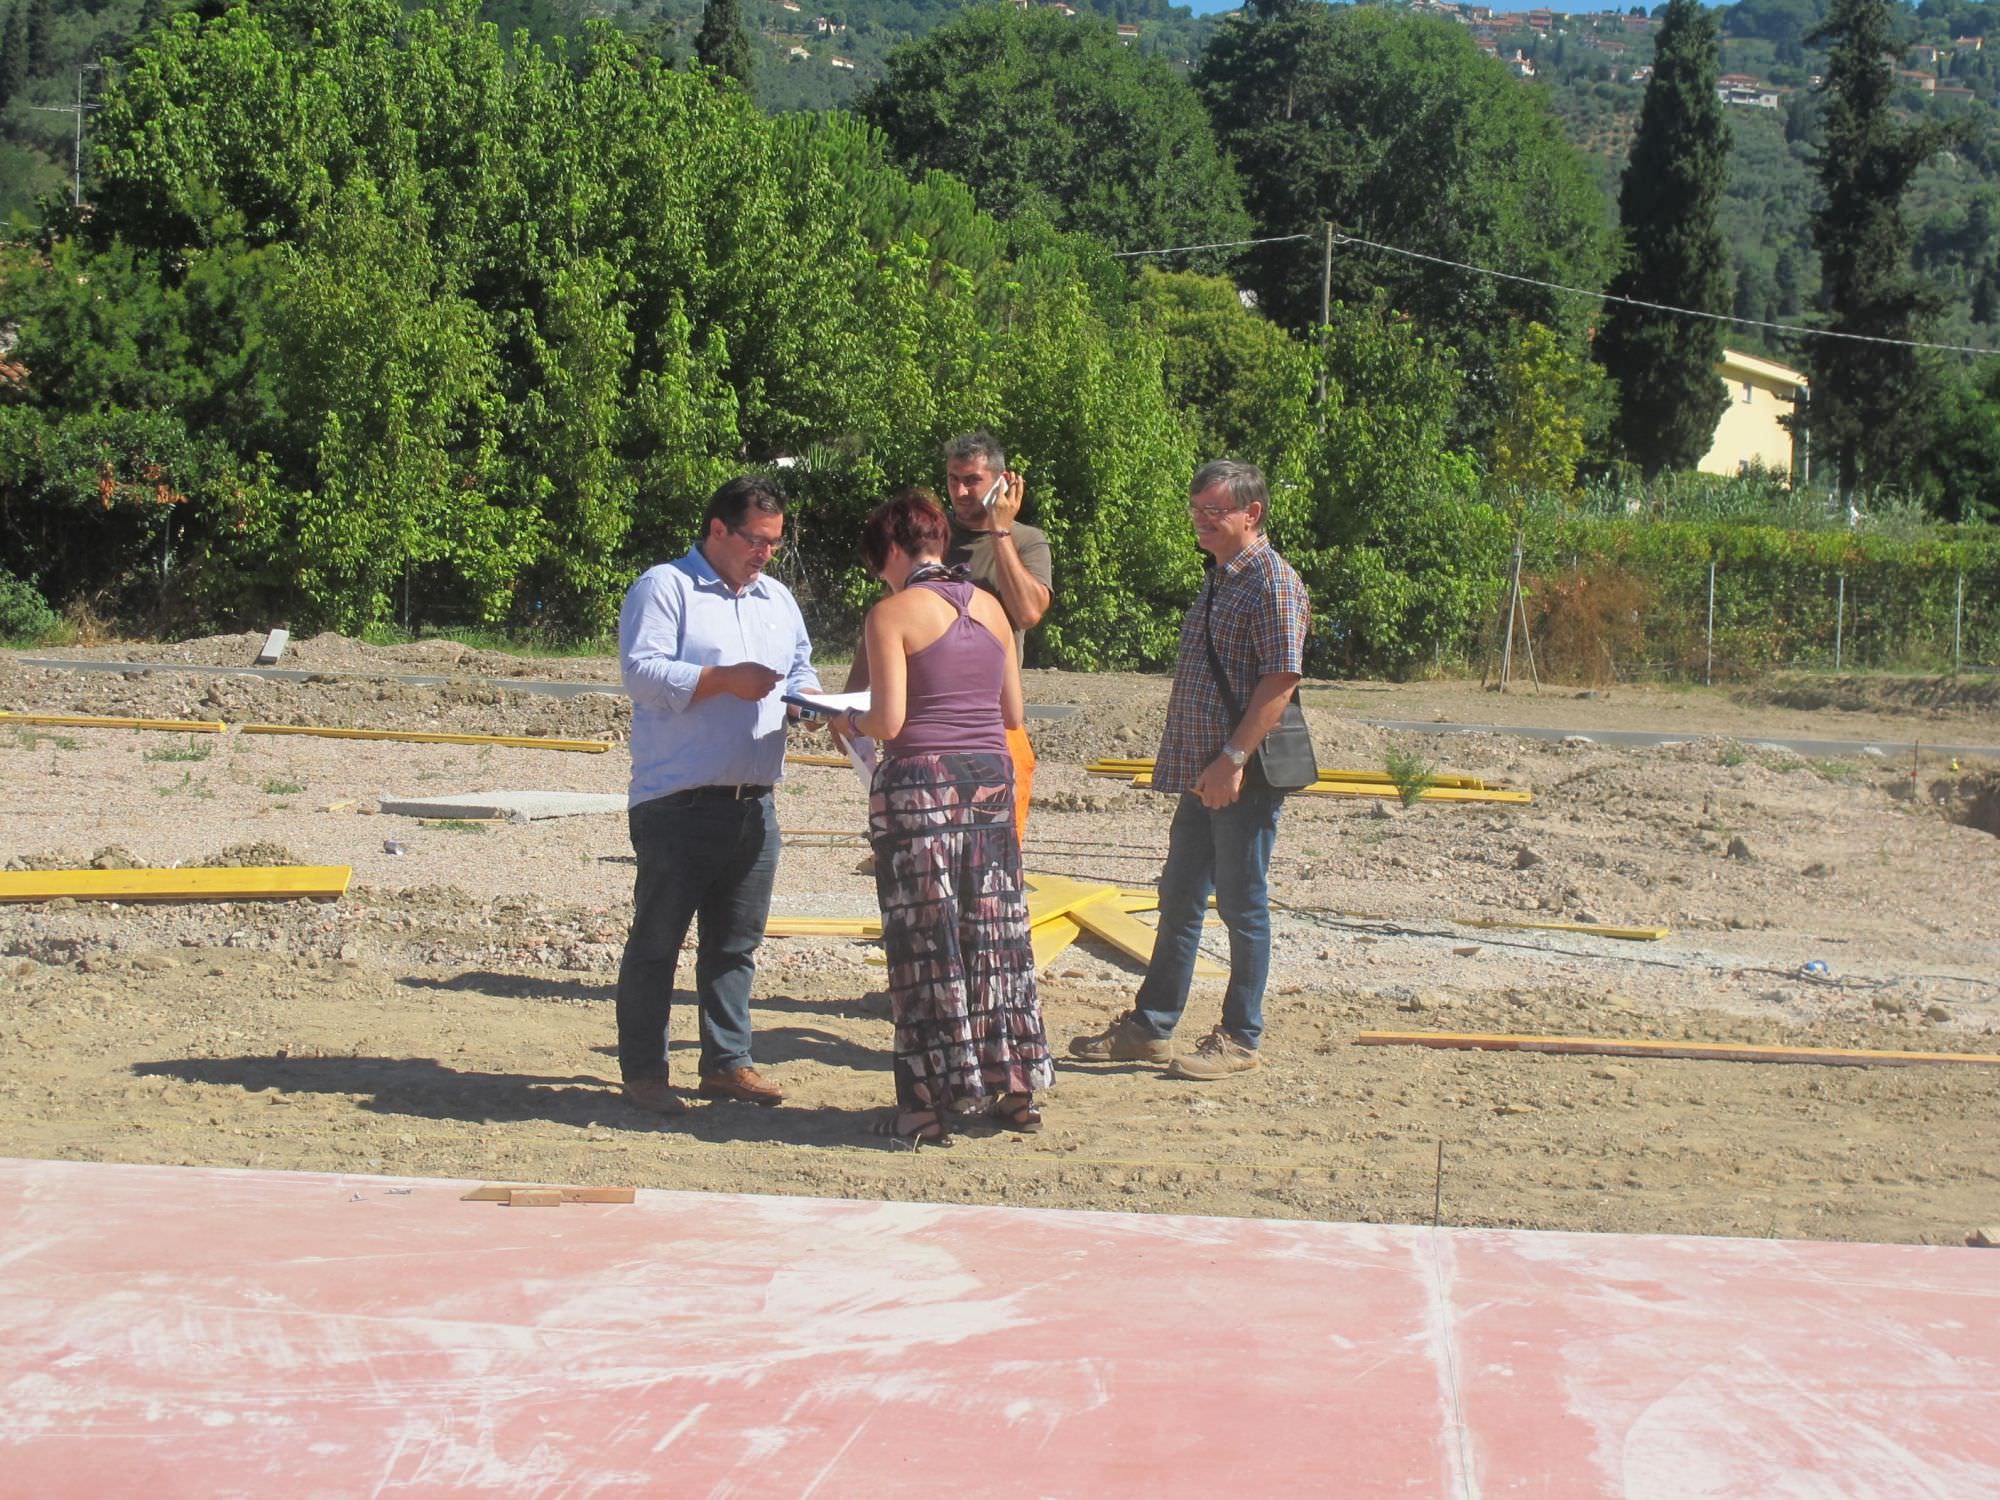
[905,559,972,587]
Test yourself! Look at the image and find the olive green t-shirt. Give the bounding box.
[946,519,1053,664]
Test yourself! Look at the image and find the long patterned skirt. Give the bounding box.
[868,751,1053,1114]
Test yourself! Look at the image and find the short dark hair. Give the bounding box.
[860,487,951,574]
[1190,459,1268,521]
[943,431,1007,474]
[704,474,788,531]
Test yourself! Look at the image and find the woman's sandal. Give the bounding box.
[989,1093,1043,1135]
[873,1109,951,1149]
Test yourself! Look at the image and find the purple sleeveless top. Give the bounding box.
[883,579,1008,758]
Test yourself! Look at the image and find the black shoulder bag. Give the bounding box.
[1201,580,1317,795]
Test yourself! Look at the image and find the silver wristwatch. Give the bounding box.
[1222,744,1249,769]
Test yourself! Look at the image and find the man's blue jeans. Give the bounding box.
[1131,789,1283,1050]
[616,791,779,1081]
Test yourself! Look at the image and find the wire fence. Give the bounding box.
[1497,553,2000,686]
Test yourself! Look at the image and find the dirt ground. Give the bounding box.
[4,635,1999,1248]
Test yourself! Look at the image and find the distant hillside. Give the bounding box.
[1495,0,2000,361]
[617,0,1219,113]
[0,0,1215,220]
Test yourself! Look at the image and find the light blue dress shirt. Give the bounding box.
[620,546,821,807]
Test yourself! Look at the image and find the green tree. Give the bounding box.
[1196,3,1610,444]
[1293,299,1509,675]
[1919,361,2000,524]
[693,0,752,90]
[1809,0,1959,495]
[1489,321,1601,498]
[1594,0,1731,476]
[24,0,46,75]
[1131,268,1315,474]
[858,4,1250,263]
[0,5,25,110]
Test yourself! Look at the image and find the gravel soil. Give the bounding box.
[4,637,1999,1247]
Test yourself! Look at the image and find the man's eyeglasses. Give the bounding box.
[729,526,785,555]
[1187,501,1242,521]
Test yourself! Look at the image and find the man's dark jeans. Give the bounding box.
[1130,788,1283,1050]
[616,790,780,1082]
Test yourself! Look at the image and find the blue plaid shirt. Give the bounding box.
[1152,538,1309,794]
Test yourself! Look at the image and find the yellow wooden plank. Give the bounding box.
[1086,758,1490,791]
[1,711,226,733]
[0,866,352,903]
[1458,916,1668,941]
[764,916,882,938]
[461,1184,636,1204]
[1304,783,1532,804]
[784,753,851,768]
[1121,771,1529,803]
[1355,1031,2000,1070]
[238,723,610,752]
[1068,893,1228,979]
[1032,914,1082,972]
[1024,875,1129,929]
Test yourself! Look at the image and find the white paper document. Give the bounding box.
[782,689,871,717]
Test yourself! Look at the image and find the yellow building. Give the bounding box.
[1700,349,1808,479]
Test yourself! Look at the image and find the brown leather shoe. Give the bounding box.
[698,1066,785,1106]
[621,1077,687,1116]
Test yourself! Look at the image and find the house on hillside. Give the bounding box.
[1117,22,1139,42]
[1910,43,1943,66]
[1954,34,1984,51]
[1718,75,1780,108]
[1701,350,1808,480]
[1897,69,1939,93]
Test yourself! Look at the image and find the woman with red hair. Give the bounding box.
[830,489,1051,1146]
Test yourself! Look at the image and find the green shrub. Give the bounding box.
[0,570,59,643]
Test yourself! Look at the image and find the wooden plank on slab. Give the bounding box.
[460,1184,637,1204]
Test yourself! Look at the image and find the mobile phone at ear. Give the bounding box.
[981,474,1005,509]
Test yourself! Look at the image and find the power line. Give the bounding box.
[1111,232,1313,258]
[1332,230,2000,358]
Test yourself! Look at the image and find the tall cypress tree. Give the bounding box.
[1810,0,1956,495]
[24,0,48,77]
[0,4,25,111]
[1593,0,1731,476]
[694,0,752,90]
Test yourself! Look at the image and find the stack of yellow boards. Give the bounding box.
[766,873,1224,977]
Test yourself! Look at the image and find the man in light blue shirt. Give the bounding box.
[614,475,821,1116]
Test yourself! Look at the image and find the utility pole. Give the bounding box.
[1316,221,1334,409]
[29,65,101,208]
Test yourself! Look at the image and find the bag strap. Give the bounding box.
[1200,579,1245,725]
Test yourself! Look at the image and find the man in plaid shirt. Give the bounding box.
[1070,459,1309,1080]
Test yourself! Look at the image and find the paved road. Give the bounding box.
[1364,717,2000,762]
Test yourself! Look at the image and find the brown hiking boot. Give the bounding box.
[698,1066,786,1106]
[1164,1027,1261,1081]
[1068,1010,1173,1064]
[621,1077,688,1116]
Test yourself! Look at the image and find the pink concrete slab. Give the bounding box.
[0,1158,1995,1498]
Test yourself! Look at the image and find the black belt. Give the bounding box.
[661,783,772,806]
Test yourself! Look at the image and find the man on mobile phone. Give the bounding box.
[941,432,1051,844]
